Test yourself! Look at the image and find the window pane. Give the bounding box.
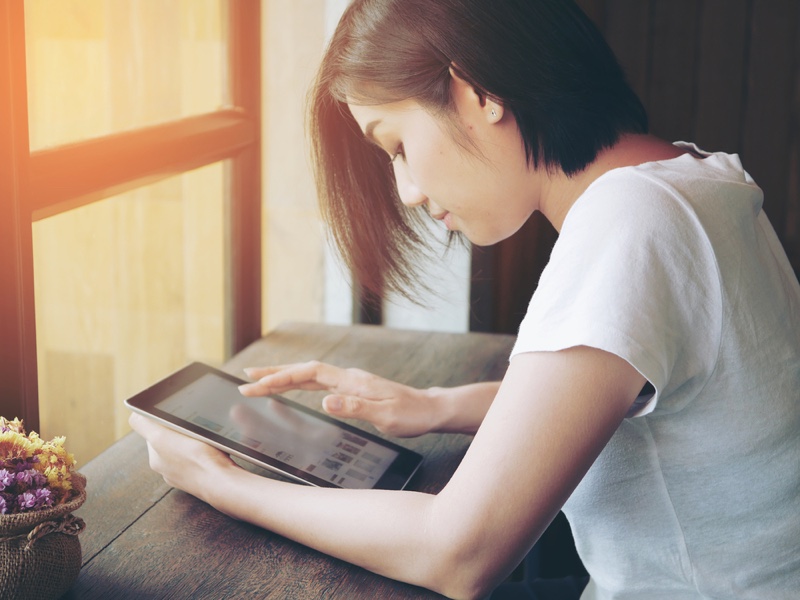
[25,0,228,150]
[32,162,227,463]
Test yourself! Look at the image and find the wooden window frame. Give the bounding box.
[0,0,262,430]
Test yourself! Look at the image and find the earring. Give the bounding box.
[491,109,497,118]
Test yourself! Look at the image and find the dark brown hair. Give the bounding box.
[308,0,647,301]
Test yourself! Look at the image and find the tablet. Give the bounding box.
[125,362,423,490]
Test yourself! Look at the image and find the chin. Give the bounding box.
[463,230,512,248]
[466,216,535,247]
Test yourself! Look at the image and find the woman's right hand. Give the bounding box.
[238,361,444,438]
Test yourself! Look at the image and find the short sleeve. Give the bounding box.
[511,170,723,416]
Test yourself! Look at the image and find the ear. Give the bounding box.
[448,65,504,124]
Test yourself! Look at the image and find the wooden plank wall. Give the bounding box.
[471,0,800,334]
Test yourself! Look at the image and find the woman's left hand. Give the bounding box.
[128,412,237,500]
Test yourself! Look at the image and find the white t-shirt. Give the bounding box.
[511,143,800,599]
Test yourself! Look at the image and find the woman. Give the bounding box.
[130,1,800,598]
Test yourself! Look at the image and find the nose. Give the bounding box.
[393,163,427,208]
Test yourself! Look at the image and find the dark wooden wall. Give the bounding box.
[471,0,800,334]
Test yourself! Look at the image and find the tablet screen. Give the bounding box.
[126,362,422,489]
[144,369,412,489]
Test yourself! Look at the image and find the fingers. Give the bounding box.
[129,412,161,436]
[322,394,359,417]
[129,412,190,448]
[128,412,235,484]
[236,362,426,436]
[322,394,398,435]
[242,365,286,379]
[239,361,353,396]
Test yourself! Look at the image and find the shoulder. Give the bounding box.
[565,149,761,248]
[556,166,702,269]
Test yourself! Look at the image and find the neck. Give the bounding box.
[536,134,688,232]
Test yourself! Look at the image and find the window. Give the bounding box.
[1,0,261,460]
[33,164,228,461]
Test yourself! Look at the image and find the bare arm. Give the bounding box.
[132,346,644,599]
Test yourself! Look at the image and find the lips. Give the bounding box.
[430,210,455,231]
[442,212,454,230]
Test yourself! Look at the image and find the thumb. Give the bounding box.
[323,394,369,420]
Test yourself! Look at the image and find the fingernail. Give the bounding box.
[324,397,342,411]
[243,368,256,377]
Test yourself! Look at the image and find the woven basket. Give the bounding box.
[0,472,87,600]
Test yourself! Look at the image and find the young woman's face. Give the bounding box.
[347,96,539,247]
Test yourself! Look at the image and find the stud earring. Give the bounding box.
[491,109,497,118]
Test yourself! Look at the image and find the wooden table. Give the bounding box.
[64,322,514,599]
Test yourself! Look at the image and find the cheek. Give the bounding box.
[409,140,471,196]
[404,120,457,179]
[408,155,441,191]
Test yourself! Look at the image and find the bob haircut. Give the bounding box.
[308,0,648,302]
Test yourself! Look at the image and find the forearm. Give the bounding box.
[206,465,460,595]
[427,381,501,434]
[130,413,482,595]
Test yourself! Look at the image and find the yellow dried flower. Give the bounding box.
[0,417,78,512]
[0,417,25,434]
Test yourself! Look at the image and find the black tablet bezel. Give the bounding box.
[124,362,422,490]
